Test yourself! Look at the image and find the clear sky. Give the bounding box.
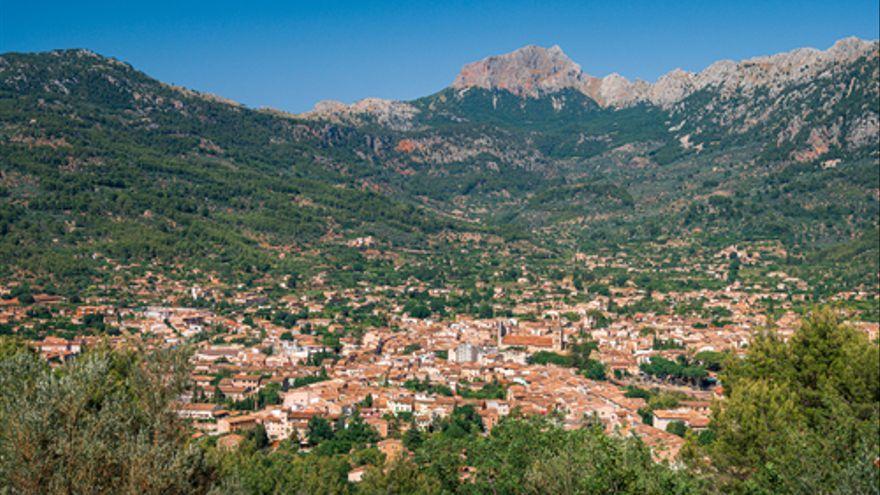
[2,0,878,113]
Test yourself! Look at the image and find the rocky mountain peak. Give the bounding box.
[828,36,876,57]
[451,44,598,97]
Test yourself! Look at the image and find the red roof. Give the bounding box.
[502,335,554,347]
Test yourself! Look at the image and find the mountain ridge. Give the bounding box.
[303,36,878,117]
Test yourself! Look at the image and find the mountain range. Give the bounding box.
[0,38,878,294]
[305,37,878,155]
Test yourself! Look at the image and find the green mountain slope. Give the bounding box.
[0,50,482,288]
[1,46,877,295]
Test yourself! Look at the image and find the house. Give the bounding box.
[262,413,295,441]
[75,305,113,319]
[377,438,405,462]
[288,411,321,444]
[33,294,65,305]
[218,384,251,402]
[217,414,258,434]
[365,417,389,438]
[35,336,84,359]
[484,399,510,416]
[231,374,262,389]
[347,466,367,483]
[217,434,245,450]
[453,343,480,363]
[387,396,413,415]
[175,403,223,421]
[234,293,268,306]
[192,374,214,391]
[630,423,686,463]
[182,315,206,332]
[194,346,243,363]
[499,334,561,352]
[479,409,501,431]
[652,409,710,432]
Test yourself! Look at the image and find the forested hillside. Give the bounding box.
[0,50,489,292]
[1,41,878,296]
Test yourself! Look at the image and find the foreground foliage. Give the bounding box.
[697,308,880,494]
[0,343,214,494]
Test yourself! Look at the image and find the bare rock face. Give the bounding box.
[451,45,600,98]
[300,97,420,131]
[848,113,880,149]
[649,69,696,107]
[448,38,879,109]
[597,73,649,107]
[690,37,877,98]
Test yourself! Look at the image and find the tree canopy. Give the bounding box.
[700,309,880,494]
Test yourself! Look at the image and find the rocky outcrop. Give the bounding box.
[300,38,878,116]
[298,37,878,159]
[677,37,877,103]
[300,97,420,131]
[451,45,601,98]
[448,37,879,109]
[664,37,880,158]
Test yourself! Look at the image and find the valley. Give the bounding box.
[0,34,878,494]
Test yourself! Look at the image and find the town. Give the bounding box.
[2,13,878,491]
[6,241,877,481]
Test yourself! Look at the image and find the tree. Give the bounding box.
[640,356,707,386]
[307,416,334,446]
[439,405,483,438]
[582,359,607,381]
[0,336,32,360]
[256,382,281,407]
[357,458,442,494]
[459,416,703,495]
[707,308,880,494]
[312,413,379,457]
[711,378,801,474]
[248,424,270,450]
[0,346,214,493]
[405,302,431,319]
[477,303,494,319]
[337,413,379,446]
[727,257,740,283]
[666,420,689,438]
[213,448,350,494]
[402,427,423,451]
[568,336,599,370]
[527,351,572,367]
[694,350,726,372]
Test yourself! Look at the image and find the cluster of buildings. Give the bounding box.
[4,246,878,467]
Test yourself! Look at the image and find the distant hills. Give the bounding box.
[1,38,877,293]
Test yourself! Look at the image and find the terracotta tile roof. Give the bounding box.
[501,335,554,347]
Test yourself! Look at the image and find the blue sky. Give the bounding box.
[2,1,878,112]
